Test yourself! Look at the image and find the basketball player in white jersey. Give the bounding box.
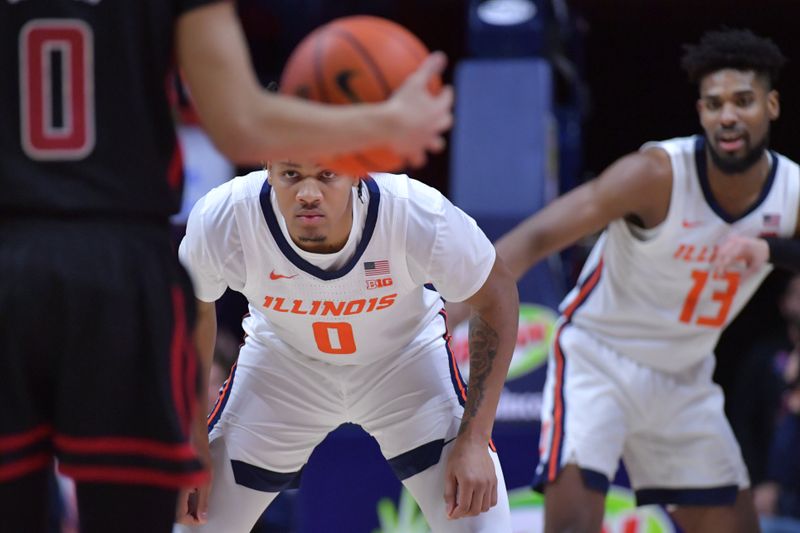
[448,29,798,532]
[173,158,518,531]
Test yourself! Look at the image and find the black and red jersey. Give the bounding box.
[0,0,220,218]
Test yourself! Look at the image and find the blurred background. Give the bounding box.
[164,1,800,532]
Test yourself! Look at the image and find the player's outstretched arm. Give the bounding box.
[444,257,518,520]
[175,299,217,526]
[445,148,672,329]
[176,2,452,166]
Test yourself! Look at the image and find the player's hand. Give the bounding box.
[712,234,769,278]
[176,409,213,525]
[384,51,454,168]
[443,435,498,520]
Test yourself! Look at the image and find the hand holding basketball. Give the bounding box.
[280,16,452,175]
[383,52,453,169]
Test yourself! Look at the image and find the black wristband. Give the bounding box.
[764,237,800,271]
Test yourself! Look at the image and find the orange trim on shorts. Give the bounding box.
[547,327,566,481]
[547,258,603,481]
[207,361,237,428]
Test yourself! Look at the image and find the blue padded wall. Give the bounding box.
[451,58,564,308]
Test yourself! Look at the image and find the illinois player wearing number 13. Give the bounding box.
[449,29,800,533]
[175,161,518,532]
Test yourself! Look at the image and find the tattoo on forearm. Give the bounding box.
[458,314,499,435]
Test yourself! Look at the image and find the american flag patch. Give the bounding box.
[763,213,781,227]
[364,260,390,276]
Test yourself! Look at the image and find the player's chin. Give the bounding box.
[298,233,327,244]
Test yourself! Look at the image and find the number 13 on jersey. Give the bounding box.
[679,269,740,327]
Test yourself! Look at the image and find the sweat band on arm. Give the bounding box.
[764,237,800,271]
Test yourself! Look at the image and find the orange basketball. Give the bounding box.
[280,15,440,176]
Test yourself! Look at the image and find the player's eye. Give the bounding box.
[282,170,300,180]
[319,170,337,181]
[705,99,722,111]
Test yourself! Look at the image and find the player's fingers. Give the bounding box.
[481,485,493,513]
[426,136,446,154]
[450,483,475,519]
[196,484,211,524]
[406,150,426,169]
[410,51,447,84]
[443,473,457,518]
[712,248,734,274]
[466,484,484,517]
[490,479,498,508]
[743,261,762,280]
[175,491,190,523]
[434,85,454,110]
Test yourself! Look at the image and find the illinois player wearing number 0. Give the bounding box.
[450,29,800,533]
[175,161,518,531]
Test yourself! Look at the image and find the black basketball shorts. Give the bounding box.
[0,218,206,488]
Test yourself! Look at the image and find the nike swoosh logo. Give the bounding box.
[335,70,361,103]
[682,220,703,228]
[269,270,298,280]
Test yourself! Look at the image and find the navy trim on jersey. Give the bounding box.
[230,460,303,492]
[695,136,779,223]
[259,178,381,280]
[636,484,738,506]
[387,439,444,480]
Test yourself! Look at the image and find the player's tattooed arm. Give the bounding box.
[452,257,518,443]
[443,258,516,519]
[459,315,500,434]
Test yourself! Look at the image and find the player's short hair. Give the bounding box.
[681,28,787,88]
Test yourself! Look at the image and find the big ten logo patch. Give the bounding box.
[366,277,393,290]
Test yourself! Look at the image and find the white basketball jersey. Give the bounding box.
[179,171,495,366]
[563,135,800,373]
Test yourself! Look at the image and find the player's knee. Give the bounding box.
[544,504,603,533]
[543,468,605,533]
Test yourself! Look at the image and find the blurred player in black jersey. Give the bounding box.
[0,2,452,532]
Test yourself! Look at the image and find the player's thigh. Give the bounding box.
[51,223,204,488]
[352,340,465,478]
[209,339,345,476]
[0,221,60,485]
[535,325,628,495]
[624,357,749,507]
